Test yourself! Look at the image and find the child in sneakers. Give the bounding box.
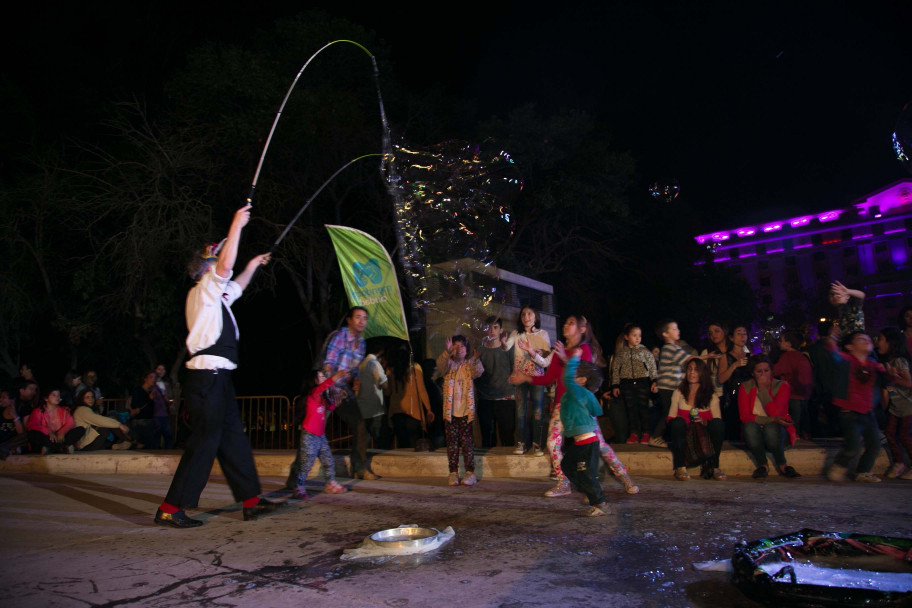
[876,327,912,480]
[437,335,484,486]
[610,323,658,445]
[650,319,716,447]
[286,368,350,499]
[560,351,609,516]
[826,331,885,482]
[513,315,638,498]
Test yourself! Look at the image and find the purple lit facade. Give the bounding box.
[695,180,912,330]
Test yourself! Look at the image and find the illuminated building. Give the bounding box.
[695,179,912,331]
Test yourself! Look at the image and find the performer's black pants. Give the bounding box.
[164,369,260,508]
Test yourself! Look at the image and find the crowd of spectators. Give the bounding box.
[0,363,178,458]
[6,280,912,490]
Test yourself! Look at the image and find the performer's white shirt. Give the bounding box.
[185,265,242,371]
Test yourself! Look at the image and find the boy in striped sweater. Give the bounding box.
[649,319,718,447]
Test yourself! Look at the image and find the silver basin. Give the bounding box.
[369,527,439,549]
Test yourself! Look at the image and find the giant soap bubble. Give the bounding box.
[383,140,523,347]
[649,179,680,203]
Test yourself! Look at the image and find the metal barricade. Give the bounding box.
[238,395,293,449]
[103,395,301,450]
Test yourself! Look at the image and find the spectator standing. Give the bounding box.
[388,346,435,449]
[806,320,840,437]
[356,342,390,450]
[877,327,912,480]
[899,307,912,358]
[76,370,104,411]
[322,307,373,479]
[826,331,885,483]
[476,316,516,449]
[610,323,658,445]
[0,389,26,459]
[286,369,349,499]
[717,324,751,440]
[503,306,551,455]
[129,372,157,448]
[774,330,814,438]
[651,319,710,447]
[437,335,484,486]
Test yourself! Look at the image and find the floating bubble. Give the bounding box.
[383,140,523,342]
[649,179,680,203]
[893,102,912,175]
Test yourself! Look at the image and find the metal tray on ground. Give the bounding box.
[369,527,439,549]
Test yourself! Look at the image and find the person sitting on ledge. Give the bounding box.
[27,388,84,455]
[72,389,133,451]
[737,355,800,479]
[0,389,27,459]
[666,359,727,481]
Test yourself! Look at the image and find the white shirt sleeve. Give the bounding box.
[185,265,242,370]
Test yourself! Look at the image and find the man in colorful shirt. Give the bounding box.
[323,307,375,479]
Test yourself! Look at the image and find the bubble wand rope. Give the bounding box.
[270,153,381,252]
[245,39,377,207]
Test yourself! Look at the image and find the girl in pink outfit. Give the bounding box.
[286,369,350,499]
[512,315,638,498]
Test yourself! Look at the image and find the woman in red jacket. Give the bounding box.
[738,355,800,479]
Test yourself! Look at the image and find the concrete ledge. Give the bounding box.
[0,441,893,479]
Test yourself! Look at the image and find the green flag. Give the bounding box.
[326,225,409,341]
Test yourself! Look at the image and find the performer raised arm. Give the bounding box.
[155,205,279,528]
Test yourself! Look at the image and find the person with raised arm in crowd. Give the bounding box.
[154,204,277,528]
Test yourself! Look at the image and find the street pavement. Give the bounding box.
[2,471,911,608]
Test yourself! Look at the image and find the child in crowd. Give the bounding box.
[560,352,609,517]
[437,335,484,486]
[877,327,912,480]
[826,331,885,482]
[476,316,516,449]
[650,319,716,448]
[503,306,551,455]
[286,369,349,499]
[511,315,638,497]
[610,323,658,445]
[830,281,866,333]
[774,330,814,438]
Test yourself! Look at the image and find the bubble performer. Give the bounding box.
[154,205,279,528]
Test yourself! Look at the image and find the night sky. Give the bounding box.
[7,0,912,231]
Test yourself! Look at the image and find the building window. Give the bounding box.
[758,261,769,270]
[785,256,796,266]
[760,277,771,287]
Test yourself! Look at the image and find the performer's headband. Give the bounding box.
[202,239,227,261]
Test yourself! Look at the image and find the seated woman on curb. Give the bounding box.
[667,359,726,481]
[737,354,800,479]
[26,389,84,454]
[72,389,133,451]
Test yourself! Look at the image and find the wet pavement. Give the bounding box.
[2,471,911,607]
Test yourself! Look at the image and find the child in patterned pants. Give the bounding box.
[287,369,349,499]
[437,335,484,486]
